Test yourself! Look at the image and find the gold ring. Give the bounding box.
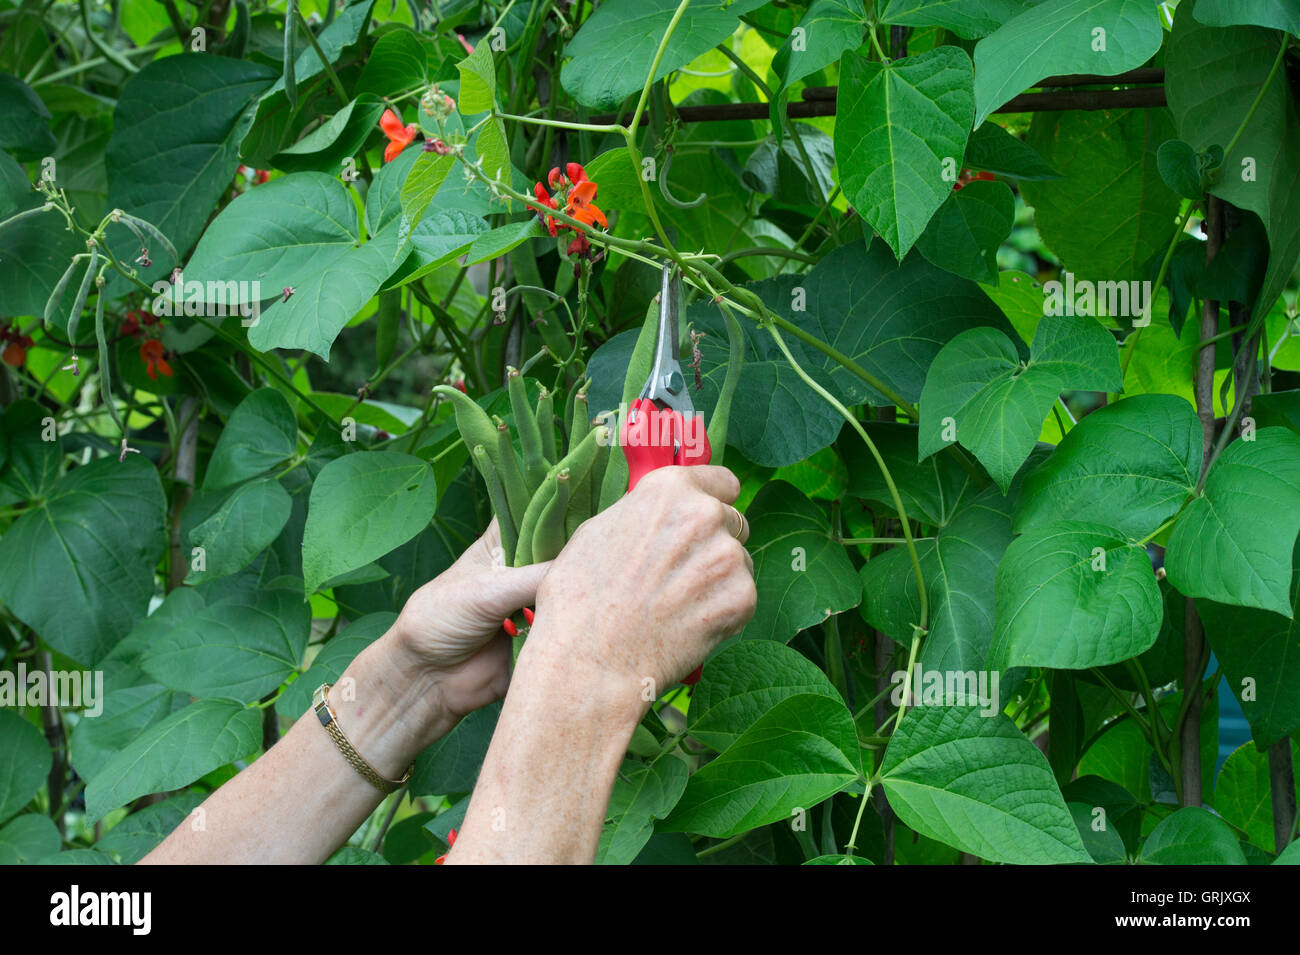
[727,505,748,542]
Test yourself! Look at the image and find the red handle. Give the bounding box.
[620,398,711,686]
[621,398,712,491]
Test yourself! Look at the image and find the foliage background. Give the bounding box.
[0,0,1298,865]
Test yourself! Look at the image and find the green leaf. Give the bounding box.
[1193,0,1300,37]
[919,315,1121,491]
[356,29,435,95]
[881,704,1090,864]
[835,46,975,258]
[104,55,277,289]
[771,0,867,92]
[741,124,837,205]
[139,578,311,702]
[455,42,497,113]
[204,388,298,490]
[1067,801,1128,864]
[915,179,1016,283]
[706,239,1019,411]
[0,398,61,501]
[1167,7,1300,325]
[741,481,861,641]
[94,792,205,864]
[1275,840,1300,864]
[183,172,402,358]
[275,612,396,720]
[1140,807,1248,864]
[85,699,261,823]
[771,445,848,501]
[263,0,376,99]
[597,757,689,865]
[0,813,61,864]
[272,94,386,174]
[464,218,544,265]
[862,487,1014,672]
[662,694,861,838]
[1022,108,1182,287]
[302,451,439,595]
[0,455,165,665]
[963,121,1061,180]
[990,520,1162,668]
[398,150,456,237]
[0,72,55,159]
[688,641,842,752]
[560,0,769,110]
[841,422,977,526]
[0,711,51,824]
[1197,540,1300,748]
[881,0,1032,40]
[1165,428,1300,615]
[186,477,292,582]
[69,685,188,785]
[1014,394,1201,538]
[0,188,82,320]
[973,0,1164,126]
[1063,775,1143,852]
[326,846,390,865]
[408,702,501,796]
[1157,138,1208,199]
[1215,741,1300,853]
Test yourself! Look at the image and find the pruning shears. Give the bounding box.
[621,263,712,490]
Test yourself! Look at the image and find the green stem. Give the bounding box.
[764,323,929,643]
[1223,38,1287,163]
[78,0,138,74]
[297,9,348,102]
[695,831,749,858]
[844,777,875,859]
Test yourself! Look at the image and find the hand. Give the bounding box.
[526,465,756,700]
[392,518,550,722]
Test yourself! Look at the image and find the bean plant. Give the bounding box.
[0,0,1297,866]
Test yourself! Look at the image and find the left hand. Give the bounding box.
[392,518,552,722]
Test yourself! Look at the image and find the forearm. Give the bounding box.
[139,631,455,865]
[446,634,646,864]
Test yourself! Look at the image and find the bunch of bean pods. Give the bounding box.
[431,367,617,567]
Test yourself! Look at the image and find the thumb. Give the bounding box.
[478,559,553,619]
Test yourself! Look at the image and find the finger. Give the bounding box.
[461,517,503,569]
[682,464,741,504]
[743,546,754,577]
[479,559,553,619]
[715,500,749,544]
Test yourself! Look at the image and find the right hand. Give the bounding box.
[527,465,756,696]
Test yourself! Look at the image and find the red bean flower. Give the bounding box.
[140,338,173,380]
[380,109,418,163]
[532,162,607,256]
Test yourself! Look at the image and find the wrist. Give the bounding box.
[327,630,458,780]
[516,622,650,730]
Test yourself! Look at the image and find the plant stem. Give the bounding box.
[296,9,347,102]
[764,323,929,640]
[844,777,875,858]
[1223,38,1287,163]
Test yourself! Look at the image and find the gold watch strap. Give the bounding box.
[312,682,412,795]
